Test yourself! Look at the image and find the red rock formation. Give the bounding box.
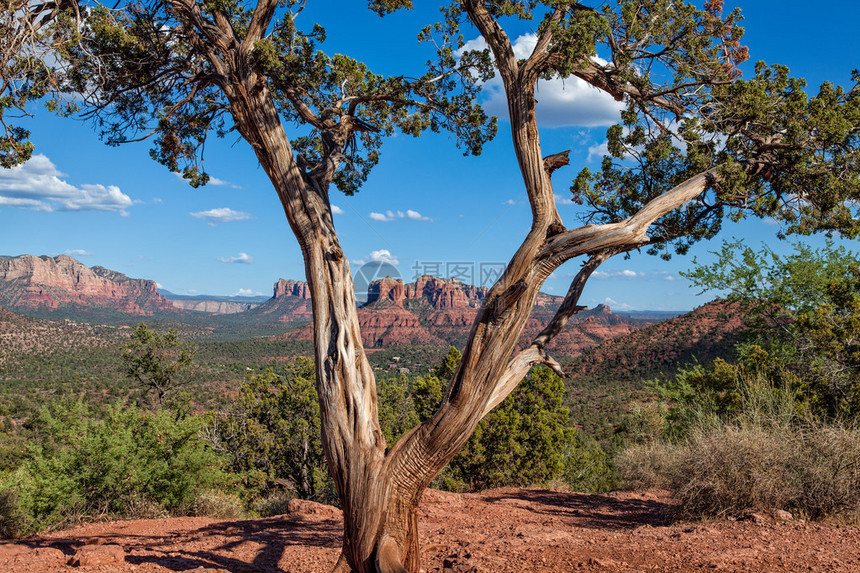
[248,278,314,323]
[277,303,445,348]
[277,275,652,355]
[273,279,312,299]
[0,255,174,315]
[404,275,488,309]
[366,276,405,305]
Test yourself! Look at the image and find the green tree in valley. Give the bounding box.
[449,366,576,490]
[684,241,860,417]
[5,0,860,569]
[227,358,332,502]
[121,323,195,407]
[435,346,463,380]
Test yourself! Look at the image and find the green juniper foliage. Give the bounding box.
[0,399,227,537]
[683,241,860,418]
[215,357,334,503]
[36,0,498,190]
[121,323,196,407]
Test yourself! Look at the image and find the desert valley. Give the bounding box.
[1,254,858,572]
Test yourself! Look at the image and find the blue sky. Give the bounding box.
[1,1,859,311]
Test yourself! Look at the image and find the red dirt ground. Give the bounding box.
[2,488,858,572]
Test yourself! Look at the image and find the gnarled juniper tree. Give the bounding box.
[4,1,860,571]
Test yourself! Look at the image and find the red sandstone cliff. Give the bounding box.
[0,255,175,315]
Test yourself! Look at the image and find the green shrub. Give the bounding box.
[562,430,616,493]
[0,398,230,537]
[0,489,26,538]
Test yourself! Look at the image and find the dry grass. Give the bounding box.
[618,421,860,520]
[193,491,245,520]
[617,379,860,521]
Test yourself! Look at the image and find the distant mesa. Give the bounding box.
[273,279,312,300]
[0,254,174,316]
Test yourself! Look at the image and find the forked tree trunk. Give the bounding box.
[223,79,422,571]
[171,1,719,568]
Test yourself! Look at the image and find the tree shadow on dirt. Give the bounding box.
[12,514,342,572]
[481,489,676,530]
[125,514,342,572]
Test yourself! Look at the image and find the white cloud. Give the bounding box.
[218,252,254,264]
[0,154,135,215]
[459,34,625,128]
[186,289,197,294]
[332,204,345,215]
[368,209,432,222]
[63,249,92,257]
[233,288,263,296]
[553,193,576,206]
[502,199,516,206]
[208,176,241,189]
[190,207,253,224]
[587,141,610,163]
[593,269,641,279]
[355,249,399,266]
[404,209,431,221]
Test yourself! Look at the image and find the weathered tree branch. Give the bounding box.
[244,0,278,47]
[543,150,571,176]
[483,249,615,416]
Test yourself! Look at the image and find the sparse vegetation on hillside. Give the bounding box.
[685,240,860,417]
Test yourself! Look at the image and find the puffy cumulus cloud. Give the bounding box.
[369,209,432,222]
[218,252,254,264]
[458,35,625,128]
[190,207,253,224]
[355,249,399,266]
[331,204,345,215]
[0,154,135,215]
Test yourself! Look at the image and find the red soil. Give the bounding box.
[2,488,858,572]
